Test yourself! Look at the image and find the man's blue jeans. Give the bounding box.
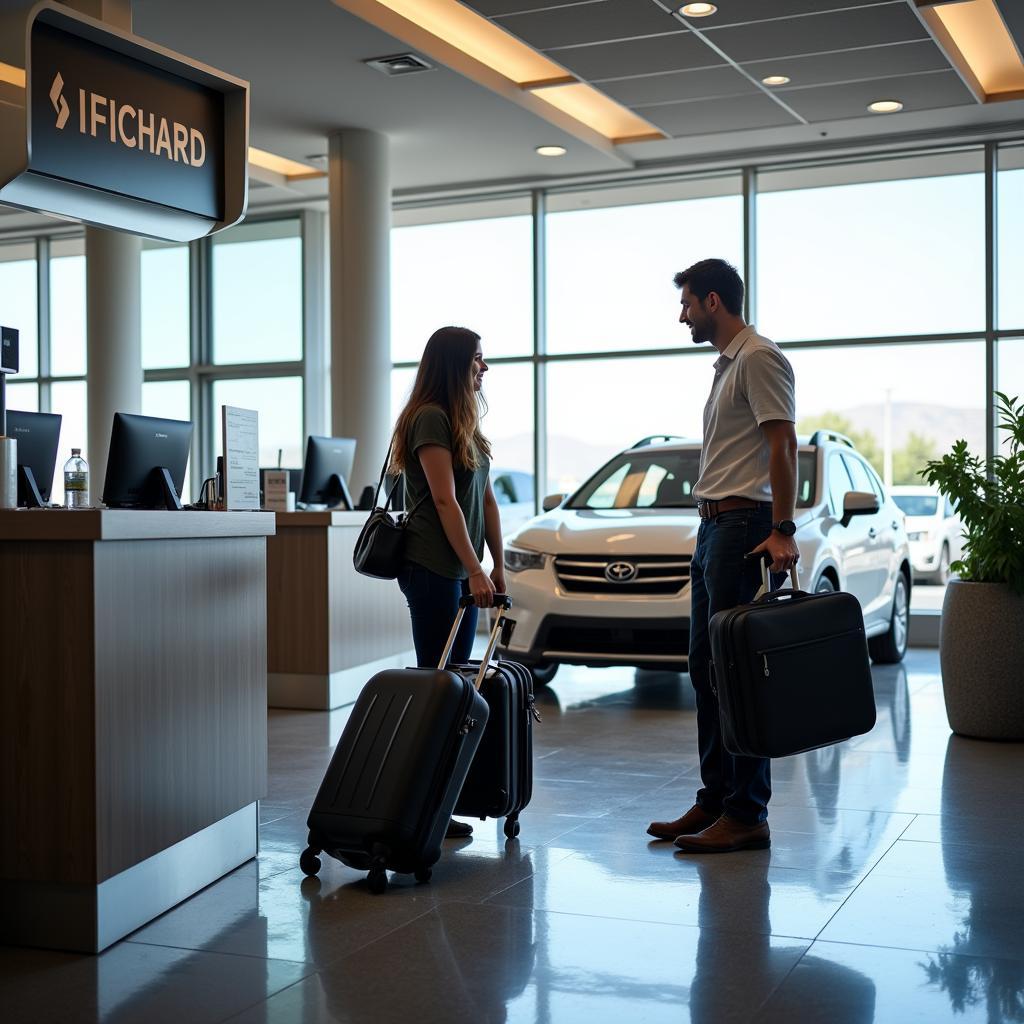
[688,506,779,825]
[397,561,478,669]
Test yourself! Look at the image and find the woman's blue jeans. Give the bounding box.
[397,562,479,669]
[688,506,781,825]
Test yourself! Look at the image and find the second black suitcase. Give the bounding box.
[453,641,538,839]
[709,554,876,758]
[299,596,508,893]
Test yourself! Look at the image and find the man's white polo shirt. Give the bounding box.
[694,325,796,503]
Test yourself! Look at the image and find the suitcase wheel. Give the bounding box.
[367,869,388,895]
[504,817,521,840]
[299,847,321,877]
[414,866,432,884]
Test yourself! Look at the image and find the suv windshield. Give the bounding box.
[569,449,818,510]
[893,495,938,517]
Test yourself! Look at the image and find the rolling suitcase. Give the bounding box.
[709,553,876,758]
[299,595,510,893]
[453,622,540,839]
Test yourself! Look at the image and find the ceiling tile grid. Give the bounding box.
[461,0,974,140]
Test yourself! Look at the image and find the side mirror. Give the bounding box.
[841,490,880,527]
[542,493,566,512]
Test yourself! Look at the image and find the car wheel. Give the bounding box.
[868,573,909,664]
[814,575,836,594]
[936,544,951,586]
[528,662,559,687]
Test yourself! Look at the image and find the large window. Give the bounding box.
[545,178,743,354]
[998,144,1024,332]
[757,152,985,341]
[142,241,190,370]
[212,377,304,471]
[212,219,302,365]
[1000,339,1024,409]
[49,237,87,378]
[0,241,38,380]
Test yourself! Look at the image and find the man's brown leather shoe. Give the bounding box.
[647,804,719,841]
[673,814,770,853]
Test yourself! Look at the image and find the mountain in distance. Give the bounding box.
[832,402,987,459]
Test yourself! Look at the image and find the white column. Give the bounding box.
[70,0,142,493]
[327,129,391,497]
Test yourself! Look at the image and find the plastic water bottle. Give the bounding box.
[63,448,90,508]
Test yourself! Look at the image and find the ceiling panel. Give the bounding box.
[637,92,799,137]
[492,0,678,49]
[702,4,928,64]
[598,64,757,107]
[780,70,975,123]
[546,30,720,80]
[463,0,602,17]
[741,39,953,90]
[674,0,903,28]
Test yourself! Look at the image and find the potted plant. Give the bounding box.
[922,392,1024,740]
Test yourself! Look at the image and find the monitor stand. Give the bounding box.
[323,473,353,511]
[18,465,44,508]
[151,467,183,511]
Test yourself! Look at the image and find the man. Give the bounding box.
[648,258,799,854]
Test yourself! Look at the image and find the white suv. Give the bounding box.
[890,485,963,585]
[501,433,912,684]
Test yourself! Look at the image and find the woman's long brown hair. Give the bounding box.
[390,326,491,473]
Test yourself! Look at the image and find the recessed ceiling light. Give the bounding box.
[762,75,790,86]
[868,100,904,113]
[680,3,717,16]
[536,145,567,157]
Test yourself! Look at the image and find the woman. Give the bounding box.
[391,327,506,836]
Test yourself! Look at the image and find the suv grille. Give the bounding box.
[554,554,692,595]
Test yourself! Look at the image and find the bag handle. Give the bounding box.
[438,594,513,690]
[373,436,428,520]
[745,551,806,602]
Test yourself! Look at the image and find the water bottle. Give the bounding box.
[63,448,90,508]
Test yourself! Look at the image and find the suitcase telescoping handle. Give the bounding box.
[438,594,513,691]
[746,551,803,601]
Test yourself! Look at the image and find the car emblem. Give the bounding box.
[605,561,638,583]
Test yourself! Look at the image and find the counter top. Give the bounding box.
[0,509,277,541]
[274,511,367,528]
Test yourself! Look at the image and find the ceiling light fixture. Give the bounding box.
[0,62,26,88]
[868,100,904,113]
[913,0,1024,102]
[761,75,790,86]
[536,145,567,157]
[248,148,326,181]
[680,3,717,15]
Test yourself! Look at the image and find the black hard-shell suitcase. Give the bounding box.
[453,637,539,839]
[709,554,876,758]
[299,596,508,893]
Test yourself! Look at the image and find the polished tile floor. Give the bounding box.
[4,648,1024,1023]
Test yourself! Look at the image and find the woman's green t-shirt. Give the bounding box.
[402,405,490,580]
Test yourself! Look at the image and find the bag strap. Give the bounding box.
[374,436,429,521]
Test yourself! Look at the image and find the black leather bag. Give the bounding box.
[352,442,427,580]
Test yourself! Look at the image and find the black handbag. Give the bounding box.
[352,442,428,580]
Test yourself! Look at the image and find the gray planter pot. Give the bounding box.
[940,580,1024,739]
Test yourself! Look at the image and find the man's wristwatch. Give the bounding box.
[772,519,797,537]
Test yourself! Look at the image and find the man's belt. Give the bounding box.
[696,496,773,521]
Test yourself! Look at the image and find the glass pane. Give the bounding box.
[50,238,87,377]
[546,179,743,354]
[758,156,985,341]
[211,376,303,471]
[212,220,302,365]
[143,380,191,423]
[788,340,986,487]
[998,146,1024,330]
[999,338,1024,412]
[142,243,190,369]
[50,380,88,507]
[545,352,717,495]
[7,381,39,412]
[391,208,533,362]
[0,242,38,380]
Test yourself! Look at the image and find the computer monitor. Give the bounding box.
[6,409,62,507]
[299,435,356,510]
[102,413,193,510]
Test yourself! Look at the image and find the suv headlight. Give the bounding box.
[504,546,547,572]
[908,531,928,542]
